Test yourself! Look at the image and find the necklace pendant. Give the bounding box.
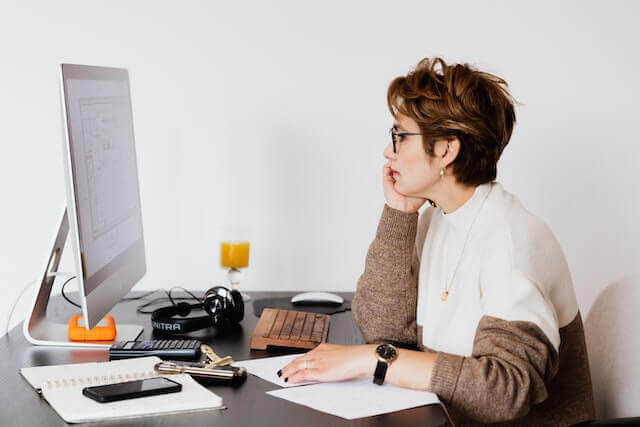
[441,291,449,301]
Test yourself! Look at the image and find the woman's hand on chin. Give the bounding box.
[382,161,426,213]
[278,343,376,384]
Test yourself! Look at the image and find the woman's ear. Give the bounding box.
[435,137,461,168]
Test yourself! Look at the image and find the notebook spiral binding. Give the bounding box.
[43,370,160,389]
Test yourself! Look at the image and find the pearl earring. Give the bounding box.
[440,169,444,178]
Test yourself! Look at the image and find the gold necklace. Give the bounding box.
[441,185,493,302]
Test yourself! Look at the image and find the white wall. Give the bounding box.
[2,0,639,332]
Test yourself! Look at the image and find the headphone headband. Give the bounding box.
[151,302,212,333]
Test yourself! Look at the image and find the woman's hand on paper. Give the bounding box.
[278,343,376,384]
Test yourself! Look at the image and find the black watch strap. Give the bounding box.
[373,360,388,385]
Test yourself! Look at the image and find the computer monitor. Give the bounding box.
[23,64,145,348]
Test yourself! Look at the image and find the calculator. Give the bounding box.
[109,340,202,360]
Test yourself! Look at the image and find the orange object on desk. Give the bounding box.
[67,315,117,341]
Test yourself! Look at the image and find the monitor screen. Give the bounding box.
[60,64,146,327]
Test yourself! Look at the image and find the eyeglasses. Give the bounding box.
[389,127,423,153]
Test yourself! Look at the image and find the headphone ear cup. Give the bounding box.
[202,286,243,328]
[229,289,244,323]
[202,288,218,316]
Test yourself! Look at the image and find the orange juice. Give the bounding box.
[220,241,250,268]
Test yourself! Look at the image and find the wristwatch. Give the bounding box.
[373,343,398,385]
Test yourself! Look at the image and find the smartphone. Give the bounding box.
[82,377,182,403]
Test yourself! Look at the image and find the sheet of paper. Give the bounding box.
[266,377,441,420]
[233,354,319,387]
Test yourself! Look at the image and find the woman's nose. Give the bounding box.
[383,142,396,160]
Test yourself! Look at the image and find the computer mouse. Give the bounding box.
[290,292,344,307]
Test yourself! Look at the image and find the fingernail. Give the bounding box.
[284,377,288,383]
[277,370,282,377]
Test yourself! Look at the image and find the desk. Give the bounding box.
[0,291,448,426]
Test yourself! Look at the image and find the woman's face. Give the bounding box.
[384,114,441,198]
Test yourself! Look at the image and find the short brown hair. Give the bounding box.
[387,57,516,186]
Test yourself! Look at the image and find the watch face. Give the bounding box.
[376,344,397,361]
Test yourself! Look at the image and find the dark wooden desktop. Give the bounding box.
[0,291,448,427]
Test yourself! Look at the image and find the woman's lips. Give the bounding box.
[391,168,400,175]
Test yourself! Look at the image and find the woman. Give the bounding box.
[279,57,595,425]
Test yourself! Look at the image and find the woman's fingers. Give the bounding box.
[382,164,396,188]
[280,355,310,380]
[283,355,332,384]
[278,344,370,384]
[287,368,319,384]
[279,344,337,381]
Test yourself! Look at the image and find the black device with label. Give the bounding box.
[82,377,182,403]
[109,340,202,360]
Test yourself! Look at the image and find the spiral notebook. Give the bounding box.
[20,356,224,423]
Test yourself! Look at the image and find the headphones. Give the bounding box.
[151,286,244,334]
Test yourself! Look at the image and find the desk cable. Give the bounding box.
[59,278,206,314]
[4,278,37,336]
[4,272,78,336]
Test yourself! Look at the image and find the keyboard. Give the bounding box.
[250,308,330,351]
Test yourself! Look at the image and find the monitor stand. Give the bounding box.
[23,208,144,348]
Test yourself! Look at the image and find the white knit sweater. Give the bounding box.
[415,182,579,356]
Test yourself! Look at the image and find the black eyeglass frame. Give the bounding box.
[389,127,424,153]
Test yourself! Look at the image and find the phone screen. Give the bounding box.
[83,377,181,402]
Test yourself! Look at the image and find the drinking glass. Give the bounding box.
[220,228,251,301]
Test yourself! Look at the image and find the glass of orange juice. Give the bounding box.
[220,228,251,301]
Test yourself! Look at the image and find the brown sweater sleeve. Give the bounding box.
[428,315,560,423]
[352,204,419,345]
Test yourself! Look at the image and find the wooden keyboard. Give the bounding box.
[250,308,330,351]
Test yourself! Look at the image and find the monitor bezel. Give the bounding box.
[60,63,146,329]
